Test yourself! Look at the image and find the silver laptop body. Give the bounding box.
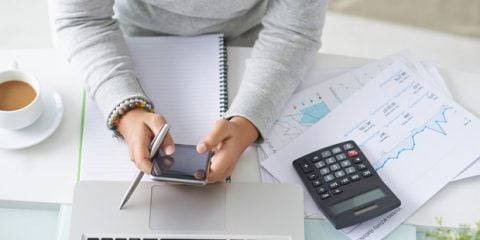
[70,181,304,240]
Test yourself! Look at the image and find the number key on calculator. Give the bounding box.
[293,140,401,229]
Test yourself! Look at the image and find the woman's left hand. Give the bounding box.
[196,116,259,183]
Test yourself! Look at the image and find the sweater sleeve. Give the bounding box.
[54,0,151,120]
[223,0,328,141]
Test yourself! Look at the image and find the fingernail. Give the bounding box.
[197,142,207,153]
[165,145,175,155]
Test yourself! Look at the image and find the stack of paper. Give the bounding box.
[259,51,480,240]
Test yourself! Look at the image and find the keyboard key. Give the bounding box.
[128,238,140,240]
[330,163,341,171]
[357,163,367,170]
[345,166,356,174]
[316,186,327,194]
[143,238,158,240]
[343,143,354,150]
[334,170,346,178]
[339,178,350,185]
[115,238,127,240]
[324,174,335,182]
[321,150,332,158]
[101,238,113,240]
[307,173,317,180]
[340,159,352,167]
[315,160,326,168]
[347,149,359,157]
[336,153,347,161]
[332,188,343,195]
[329,182,339,189]
[352,157,362,163]
[320,193,331,199]
[307,173,317,181]
[299,161,314,173]
[312,180,322,187]
[319,167,330,175]
[87,238,99,240]
[362,170,373,177]
[325,157,336,165]
[350,174,361,181]
[331,147,342,154]
[312,155,321,162]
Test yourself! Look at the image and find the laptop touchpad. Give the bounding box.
[150,184,226,231]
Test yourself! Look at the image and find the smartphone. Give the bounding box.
[150,144,212,185]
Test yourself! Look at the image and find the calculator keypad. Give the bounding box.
[294,141,375,201]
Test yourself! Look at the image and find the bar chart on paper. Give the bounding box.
[261,61,480,240]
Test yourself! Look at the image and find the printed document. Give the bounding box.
[261,61,480,240]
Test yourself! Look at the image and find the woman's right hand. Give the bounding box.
[116,108,175,174]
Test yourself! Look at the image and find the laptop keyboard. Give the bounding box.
[86,237,290,240]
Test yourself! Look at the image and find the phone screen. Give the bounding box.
[151,144,211,183]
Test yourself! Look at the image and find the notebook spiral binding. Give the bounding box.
[219,34,228,117]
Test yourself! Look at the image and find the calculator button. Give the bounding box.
[332,189,343,195]
[331,147,342,154]
[314,161,326,169]
[345,166,356,174]
[312,180,322,187]
[336,153,347,161]
[362,170,373,177]
[316,186,327,194]
[334,170,346,178]
[352,157,362,163]
[329,182,339,189]
[347,149,359,157]
[339,178,350,185]
[320,193,331,200]
[300,161,314,173]
[350,174,361,181]
[340,160,352,167]
[307,173,317,180]
[325,157,336,165]
[343,143,354,150]
[319,167,330,175]
[324,174,335,182]
[330,163,341,171]
[357,163,367,170]
[321,150,332,158]
[312,155,321,162]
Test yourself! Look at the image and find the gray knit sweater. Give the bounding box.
[54,0,327,139]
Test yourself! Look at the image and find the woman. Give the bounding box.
[55,0,327,182]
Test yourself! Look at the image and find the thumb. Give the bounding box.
[197,119,230,154]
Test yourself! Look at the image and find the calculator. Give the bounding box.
[292,140,401,229]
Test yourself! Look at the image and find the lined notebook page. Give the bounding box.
[80,34,223,181]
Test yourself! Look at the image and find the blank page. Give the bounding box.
[80,34,223,181]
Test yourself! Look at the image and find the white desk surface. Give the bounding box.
[0,47,479,228]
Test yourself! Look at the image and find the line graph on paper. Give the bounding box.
[374,106,452,171]
[261,92,333,156]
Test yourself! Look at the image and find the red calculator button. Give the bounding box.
[347,150,359,157]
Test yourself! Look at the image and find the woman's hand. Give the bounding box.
[117,108,175,174]
[197,116,259,182]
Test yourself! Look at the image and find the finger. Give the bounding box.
[132,134,153,174]
[197,119,230,154]
[145,114,175,155]
[160,133,175,155]
[207,145,236,183]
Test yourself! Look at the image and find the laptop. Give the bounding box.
[70,181,304,240]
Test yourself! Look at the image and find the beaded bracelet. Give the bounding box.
[107,97,155,138]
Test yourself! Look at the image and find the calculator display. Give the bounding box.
[330,188,386,214]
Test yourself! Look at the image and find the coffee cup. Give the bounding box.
[0,63,43,130]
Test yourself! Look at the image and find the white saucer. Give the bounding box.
[0,85,64,149]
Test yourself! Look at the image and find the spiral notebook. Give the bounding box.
[78,34,228,181]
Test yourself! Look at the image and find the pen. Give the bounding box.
[119,124,170,210]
